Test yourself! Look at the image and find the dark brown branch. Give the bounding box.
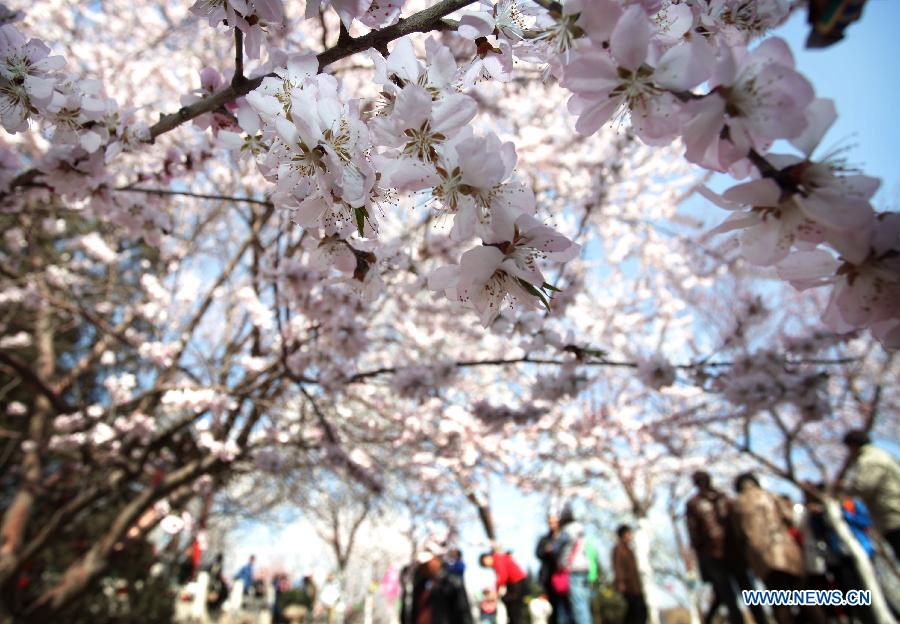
[149,0,476,140]
[0,351,71,414]
[232,28,245,87]
[337,22,353,47]
[345,354,858,383]
[0,0,478,197]
[117,186,273,207]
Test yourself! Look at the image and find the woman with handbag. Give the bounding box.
[536,514,561,623]
[553,506,592,624]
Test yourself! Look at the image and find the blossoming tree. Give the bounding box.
[1,0,898,621]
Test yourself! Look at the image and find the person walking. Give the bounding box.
[413,549,474,624]
[554,506,592,624]
[840,430,900,559]
[176,544,196,585]
[399,563,419,624]
[272,573,288,624]
[685,471,766,624]
[613,525,647,624]
[320,573,341,624]
[801,486,879,624]
[732,473,827,624]
[205,553,228,617]
[480,549,527,624]
[234,554,255,595]
[535,514,561,624]
[298,574,317,617]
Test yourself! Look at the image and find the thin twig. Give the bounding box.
[117,186,273,207]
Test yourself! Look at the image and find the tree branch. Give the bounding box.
[149,0,476,141]
[345,354,858,383]
[232,28,245,87]
[0,351,71,414]
[117,186,273,207]
[0,0,478,197]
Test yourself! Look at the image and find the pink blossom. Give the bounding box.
[0,24,65,131]
[562,6,713,142]
[359,0,405,28]
[682,38,814,171]
[371,84,476,162]
[428,215,578,325]
[370,37,458,98]
[705,99,877,266]
[462,38,513,89]
[696,0,792,45]
[190,0,284,59]
[636,354,676,390]
[306,0,371,27]
[458,0,528,42]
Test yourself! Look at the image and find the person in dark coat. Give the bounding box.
[206,553,229,616]
[400,563,418,624]
[535,514,561,624]
[176,545,195,585]
[613,525,646,624]
[412,550,474,624]
[685,471,766,624]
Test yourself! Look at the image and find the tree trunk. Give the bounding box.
[824,498,894,624]
[465,491,496,541]
[668,509,701,624]
[633,516,661,624]
[0,298,54,587]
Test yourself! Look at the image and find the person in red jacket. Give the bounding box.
[479,549,527,624]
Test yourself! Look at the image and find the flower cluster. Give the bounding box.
[226,33,579,325]
[450,0,894,344]
[189,0,284,59]
[306,0,406,28]
[1,23,144,159]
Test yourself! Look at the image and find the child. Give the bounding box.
[529,594,552,624]
[479,588,499,623]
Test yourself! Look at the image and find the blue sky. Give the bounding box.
[779,0,900,209]
[232,2,899,601]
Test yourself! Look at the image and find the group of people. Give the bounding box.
[401,546,474,624]
[535,509,647,624]
[686,430,900,624]
[409,429,899,624]
[178,552,326,623]
[534,506,602,624]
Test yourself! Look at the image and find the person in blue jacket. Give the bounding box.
[234,554,255,594]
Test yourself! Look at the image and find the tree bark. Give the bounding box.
[633,516,661,624]
[0,291,54,586]
[24,457,217,618]
[466,490,496,541]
